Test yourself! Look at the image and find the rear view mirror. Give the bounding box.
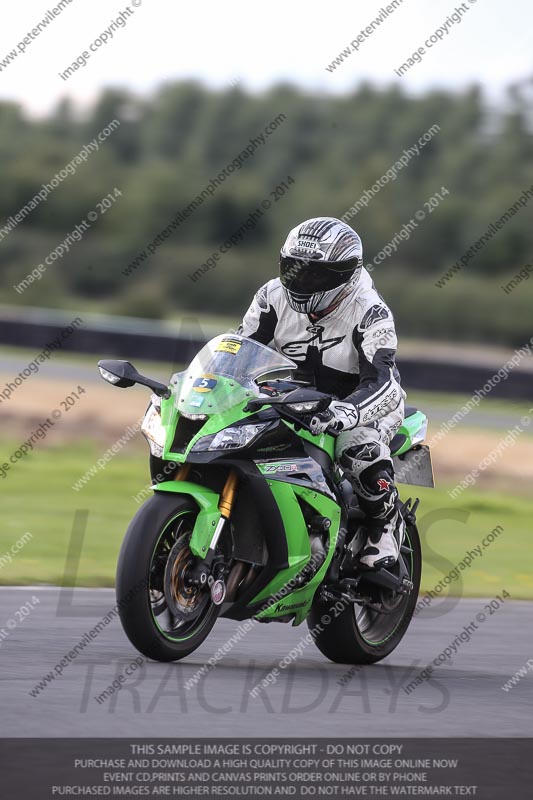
[98,360,137,388]
[98,360,170,398]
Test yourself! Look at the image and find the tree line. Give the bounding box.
[0,80,532,347]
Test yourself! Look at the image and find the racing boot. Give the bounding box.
[356,465,404,569]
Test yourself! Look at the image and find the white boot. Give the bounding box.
[358,513,404,569]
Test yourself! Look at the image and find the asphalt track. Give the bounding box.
[1,587,531,737]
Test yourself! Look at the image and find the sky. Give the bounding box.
[0,0,531,115]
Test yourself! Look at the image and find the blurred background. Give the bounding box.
[1,0,532,599]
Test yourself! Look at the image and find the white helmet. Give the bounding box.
[279,217,363,315]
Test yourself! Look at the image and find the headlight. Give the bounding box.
[141,403,166,457]
[191,422,268,452]
[180,412,208,421]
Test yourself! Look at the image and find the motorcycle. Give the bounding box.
[98,334,434,664]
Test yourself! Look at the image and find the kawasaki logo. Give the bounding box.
[275,600,308,613]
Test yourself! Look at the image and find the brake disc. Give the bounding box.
[163,537,208,621]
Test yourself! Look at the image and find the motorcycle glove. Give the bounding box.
[309,401,360,435]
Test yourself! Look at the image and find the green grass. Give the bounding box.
[405,388,533,419]
[0,440,147,587]
[0,440,532,598]
[410,484,533,599]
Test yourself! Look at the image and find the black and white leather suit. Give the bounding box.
[238,267,406,525]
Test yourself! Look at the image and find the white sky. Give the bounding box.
[0,0,531,115]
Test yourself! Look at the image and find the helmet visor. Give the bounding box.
[279,255,359,296]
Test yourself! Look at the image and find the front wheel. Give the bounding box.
[116,493,222,662]
[307,521,421,664]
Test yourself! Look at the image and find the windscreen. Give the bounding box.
[185,335,296,383]
[173,335,297,416]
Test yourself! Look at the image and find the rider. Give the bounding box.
[237,217,406,569]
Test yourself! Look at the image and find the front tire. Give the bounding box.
[308,521,421,664]
[116,493,221,662]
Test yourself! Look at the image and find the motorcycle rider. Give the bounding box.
[237,217,405,569]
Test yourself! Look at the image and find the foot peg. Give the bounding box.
[358,567,409,593]
[358,555,397,571]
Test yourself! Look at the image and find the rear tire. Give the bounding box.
[308,522,421,664]
[116,493,221,662]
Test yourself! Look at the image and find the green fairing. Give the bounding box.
[283,420,336,459]
[252,482,341,626]
[160,393,176,429]
[154,477,341,626]
[162,376,258,461]
[157,394,180,460]
[179,377,253,419]
[159,374,337,462]
[391,410,428,456]
[153,480,222,557]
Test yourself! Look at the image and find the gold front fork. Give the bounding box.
[205,469,239,561]
[175,463,191,481]
[218,469,239,519]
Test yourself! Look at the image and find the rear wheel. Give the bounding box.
[116,493,223,662]
[308,521,421,664]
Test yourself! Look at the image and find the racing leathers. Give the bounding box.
[237,267,406,568]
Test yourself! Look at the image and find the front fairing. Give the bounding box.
[156,375,256,463]
[150,334,336,463]
[154,335,294,462]
[156,384,336,465]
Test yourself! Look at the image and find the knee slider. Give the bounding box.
[339,441,383,474]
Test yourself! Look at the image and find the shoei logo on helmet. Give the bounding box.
[294,238,320,255]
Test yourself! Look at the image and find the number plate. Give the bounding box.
[393,445,434,488]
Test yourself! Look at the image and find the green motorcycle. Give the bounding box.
[98,334,433,665]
